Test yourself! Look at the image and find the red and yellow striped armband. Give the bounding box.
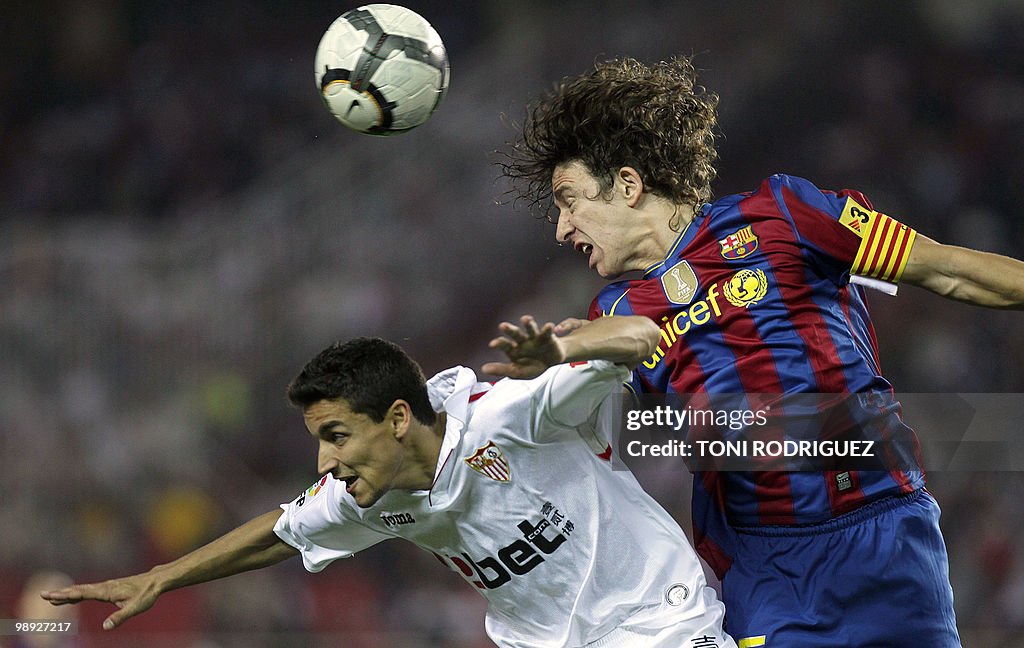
[839,197,918,283]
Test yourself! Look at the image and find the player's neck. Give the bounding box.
[393,414,447,492]
[637,202,696,267]
[422,413,448,484]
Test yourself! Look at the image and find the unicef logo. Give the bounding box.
[723,268,768,308]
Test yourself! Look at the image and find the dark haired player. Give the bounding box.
[501,56,1024,646]
[42,315,736,648]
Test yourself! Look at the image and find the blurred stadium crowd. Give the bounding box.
[2,1,1023,646]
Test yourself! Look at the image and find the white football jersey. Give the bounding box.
[274,361,732,648]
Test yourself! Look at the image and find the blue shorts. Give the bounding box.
[722,488,961,647]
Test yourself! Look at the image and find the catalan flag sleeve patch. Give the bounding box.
[844,198,918,283]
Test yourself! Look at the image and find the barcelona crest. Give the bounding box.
[464,441,511,482]
[719,226,759,260]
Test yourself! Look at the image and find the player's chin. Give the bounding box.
[590,254,625,279]
[594,263,625,280]
[352,485,384,508]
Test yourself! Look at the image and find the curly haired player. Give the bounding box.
[501,55,1024,646]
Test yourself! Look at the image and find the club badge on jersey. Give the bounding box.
[464,441,511,482]
[718,225,760,260]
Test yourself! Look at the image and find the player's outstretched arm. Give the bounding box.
[40,509,297,630]
[483,314,660,379]
[902,236,1024,309]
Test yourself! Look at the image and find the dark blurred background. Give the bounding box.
[2,1,1023,646]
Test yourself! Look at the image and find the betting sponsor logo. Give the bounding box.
[464,441,511,482]
[718,225,759,260]
[661,260,699,305]
[643,269,770,369]
[438,517,568,590]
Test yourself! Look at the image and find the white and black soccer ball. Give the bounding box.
[314,4,449,135]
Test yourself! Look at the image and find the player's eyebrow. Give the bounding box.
[552,185,571,206]
[316,421,347,438]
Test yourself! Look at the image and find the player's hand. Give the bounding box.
[483,315,566,379]
[552,317,588,336]
[41,572,162,630]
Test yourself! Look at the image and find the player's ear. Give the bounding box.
[617,167,644,207]
[387,400,412,440]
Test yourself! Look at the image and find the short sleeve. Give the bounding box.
[538,359,630,429]
[273,474,390,573]
[772,174,917,287]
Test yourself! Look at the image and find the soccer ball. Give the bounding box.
[314,4,449,135]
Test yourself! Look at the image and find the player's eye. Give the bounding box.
[332,433,347,444]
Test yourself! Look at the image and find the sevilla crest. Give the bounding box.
[464,441,511,482]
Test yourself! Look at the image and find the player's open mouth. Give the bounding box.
[341,475,358,493]
[575,242,593,255]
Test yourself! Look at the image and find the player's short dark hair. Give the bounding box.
[500,56,719,220]
[287,337,437,426]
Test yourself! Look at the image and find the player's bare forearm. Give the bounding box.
[154,509,298,592]
[483,314,659,378]
[902,236,1024,309]
[41,509,296,629]
[557,314,660,365]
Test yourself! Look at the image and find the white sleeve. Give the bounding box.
[538,360,630,430]
[273,474,391,573]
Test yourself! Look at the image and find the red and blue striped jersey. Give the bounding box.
[588,174,923,578]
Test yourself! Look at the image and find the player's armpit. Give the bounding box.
[901,235,1024,309]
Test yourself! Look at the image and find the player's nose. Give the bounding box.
[317,444,339,476]
[554,209,574,244]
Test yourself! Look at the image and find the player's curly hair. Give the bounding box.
[500,56,719,221]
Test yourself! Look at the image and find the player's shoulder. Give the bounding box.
[490,360,623,393]
[761,173,873,210]
[714,173,874,219]
[591,280,636,317]
[535,360,631,406]
[765,172,824,190]
[702,173,815,215]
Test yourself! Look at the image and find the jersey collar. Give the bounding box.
[641,204,707,278]
[425,366,478,505]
